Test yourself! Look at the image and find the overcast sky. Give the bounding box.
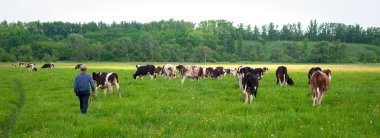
[1,0,379,28]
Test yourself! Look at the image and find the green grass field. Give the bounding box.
[0,63,379,137]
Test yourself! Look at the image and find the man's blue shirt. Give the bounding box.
[74,73,95,93]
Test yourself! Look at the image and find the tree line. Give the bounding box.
[0,19,379,63]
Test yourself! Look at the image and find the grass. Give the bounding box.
[0,63,379,137]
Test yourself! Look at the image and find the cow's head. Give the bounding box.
[92,72,99,81]
[176,65,185,75]
[155,66,162,75]
[287,77,294,85]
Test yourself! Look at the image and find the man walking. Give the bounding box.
[73,65,95,113]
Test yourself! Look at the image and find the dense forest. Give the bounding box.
[0,19,379,63]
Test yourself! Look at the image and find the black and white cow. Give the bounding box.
[18,62,24,67]
[26,63,37,72]
[133,64,157,80]
[11,64,17,67]
[92,72,121,97]
[224,68,237,76]
[163,64,176,79]
[263,67,269,73]
[276,66,294,86]
[237,66,265,89]
[205,67,214,78]
[242,72,259,104]
[176,65,204,84]
[155,66,163,76]
[75,64,83,69]
[212,66,225,79]
[41,63,55,70]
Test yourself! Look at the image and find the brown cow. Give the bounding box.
[310,71,330,106]
[176,65,204,84]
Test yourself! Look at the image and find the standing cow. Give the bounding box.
[224,68,237,76]
[205,67,214,78]
[26,63,37,72]
[212,66,225,79]
[176,65,204,84]
[92,72,121,97]
[133,64,157,80]
[276,66,294,86]
[310,71,330,106]
[163,64,176,79]
[322,69,332,81]
[75,64,83,69]
[41,63,55,70]
[242,72,259,104]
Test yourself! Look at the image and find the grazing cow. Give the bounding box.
[205,67,214,77]
[26,63,37,72]
[11,64,17,67]
[176,65,204,84]
[252,68,264,80]
[92,72,121,97]
[242,72,259,104]
[162,64,176,79]
[263,67,269,73]
[323,69,332,81]
[308,67,322,84]
[155,66,163,76]
[75,64,83,69]
[276,66,294,86]
[41,63,55,70]
[133,64,156,80]
[18,62,24,67]
[237,66,264,89]
[224,68,237,76]
[310,71,330,106]
[212,66,225,79]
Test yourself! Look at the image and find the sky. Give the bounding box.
[0,0,379,28]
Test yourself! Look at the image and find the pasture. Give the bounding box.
[0,63,379,137]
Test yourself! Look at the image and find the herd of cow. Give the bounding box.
[12,62,332,107]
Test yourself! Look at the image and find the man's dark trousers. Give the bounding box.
[76,91,90,113]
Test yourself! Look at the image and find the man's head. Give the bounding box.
[80,65,87,72]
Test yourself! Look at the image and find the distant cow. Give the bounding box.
[242,72,259,104]
[212,66,225,79]
[155,66,163,76]
[133,64,157,80]
[252,68,264,80]
[41,63,55,70]
[310,71,330,106]
[18,62,24,67]
[263,67,269,73]
[11,64,17,67]
[176,65,204,84]
[92,72,121,97]
[276,66,294,86]
[205,67,214,77]
[322,69,332,81]
[75,64,83,69]
[26,63,37,72]
[308,67,322,84]
[163,64,176,79]
[224,68,237,76]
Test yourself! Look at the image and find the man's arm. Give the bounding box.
[89,76,96,93]
[74,76,78,93]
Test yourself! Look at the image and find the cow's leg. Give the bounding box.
[95,85,102,95]
[103,88,107,96]
[243,85,248,104]
[115,82,121,98]
[181,76,186,84]
[318,91,324,105]
[107,83,113,95]
[283,74,287,86]
[312,87,318,107]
